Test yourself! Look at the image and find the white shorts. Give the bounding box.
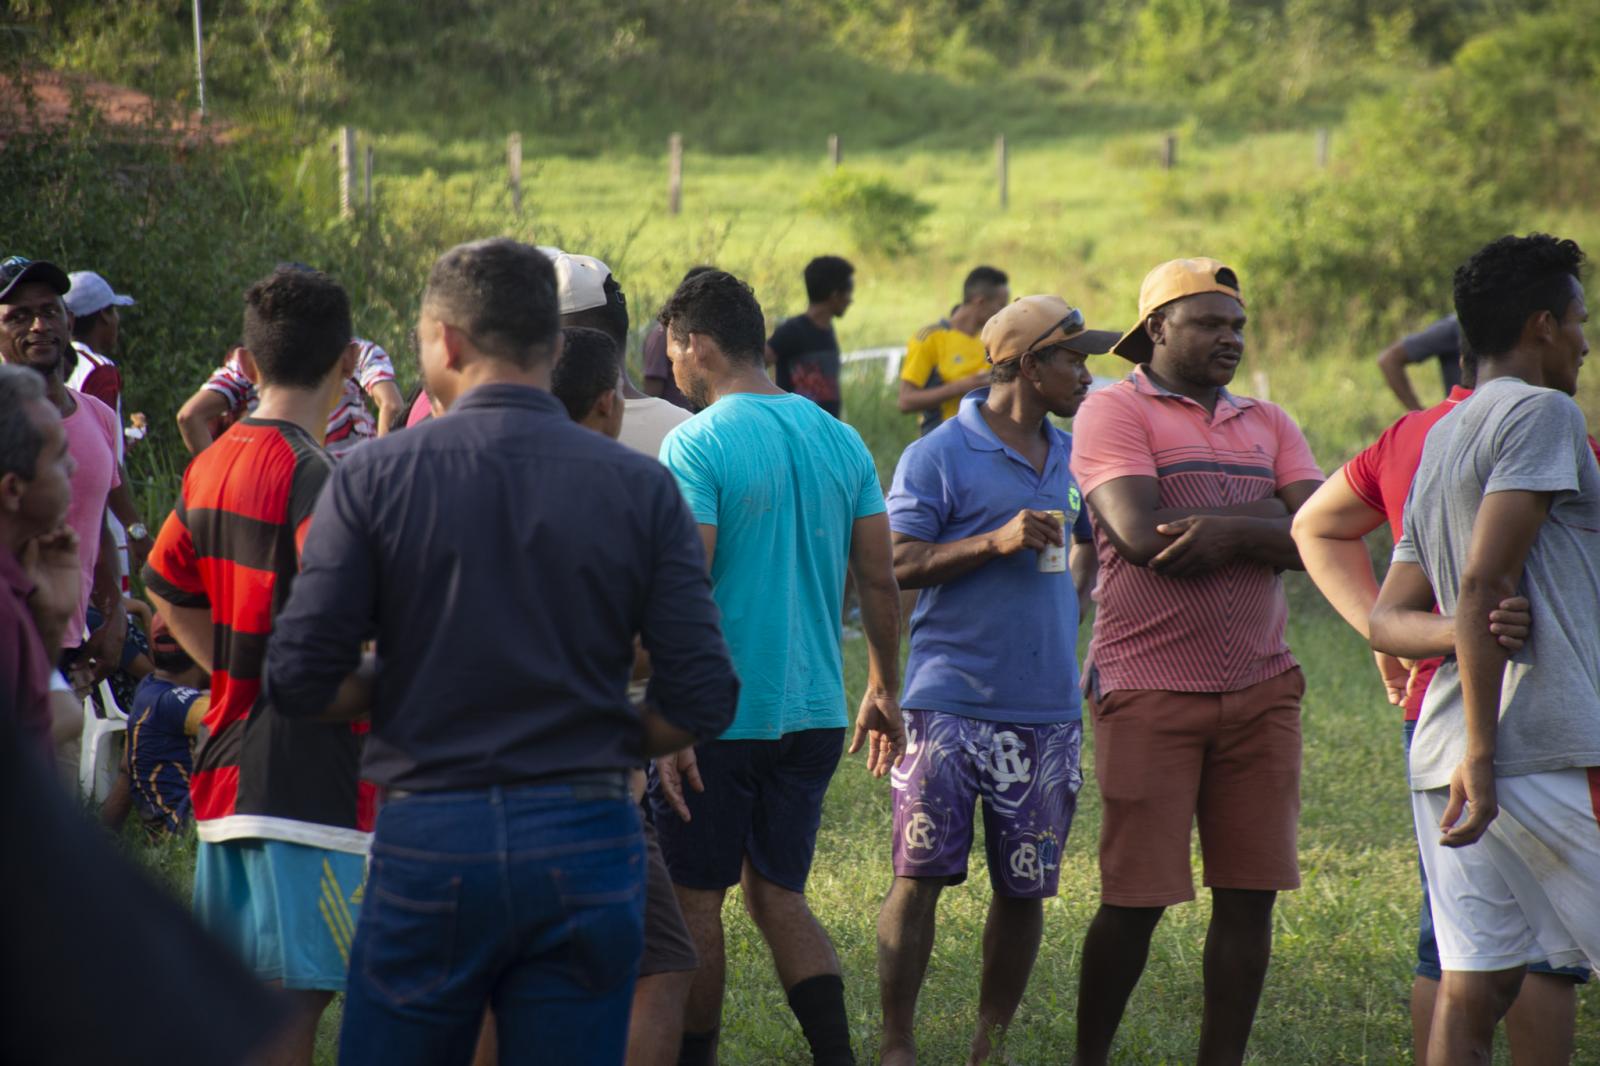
[1413,768,1600,973]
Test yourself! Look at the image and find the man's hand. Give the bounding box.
[82,600,127,682]
[21,525,81,650]
[1440,754,1498,847]
[1375,651,1410,707]
[654,748,703,822]
[988,509,1064,558]
[849,688,906,777]
[1150,515,1239,577]
[1488,595,1531,652]
[126,531,151,575]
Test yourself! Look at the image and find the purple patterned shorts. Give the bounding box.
[890,709,1083,898]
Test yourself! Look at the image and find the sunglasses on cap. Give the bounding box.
[1025,307,1086,355]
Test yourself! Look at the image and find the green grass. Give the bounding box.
[122,581,1600,1063]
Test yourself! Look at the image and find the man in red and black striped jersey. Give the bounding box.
[144,266,370,1066]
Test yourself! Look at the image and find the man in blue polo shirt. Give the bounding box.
[876,295,1112,1066]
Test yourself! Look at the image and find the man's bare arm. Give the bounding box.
[369,380,404,437]
[896,373,987,415]
[892,510,1063,590]
[175,388,228,456]
[1290,468,1387,635]
[145,590,215,673]
[1377,341,1424,412]
[1087,475,1318,575]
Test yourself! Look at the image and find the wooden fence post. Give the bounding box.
[507,133,523,215]
[668,133,683,215]
[338,126,356,219]
[364,145,374,207]
[996,134,1008,211]
[1162,133,1177,170]
[1316,128,1331,169]
[828,133,841,168]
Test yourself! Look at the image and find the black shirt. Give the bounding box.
[768,315,842,418]
[264,384,739,791]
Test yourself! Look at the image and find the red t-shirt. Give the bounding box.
[1344,386,1600,721]
[143,417,373,853]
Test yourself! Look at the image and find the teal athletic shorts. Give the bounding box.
[194,838,366,991]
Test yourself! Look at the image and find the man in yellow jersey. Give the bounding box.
[899,266,1010,435]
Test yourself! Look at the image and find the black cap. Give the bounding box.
[0,256,71,303]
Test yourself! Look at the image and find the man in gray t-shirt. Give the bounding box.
[1377,314,1463,411]
[1393,375,1600,785]
[1369,234,1600,1066]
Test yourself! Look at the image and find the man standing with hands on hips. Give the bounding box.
[1069,258,1324,1066]
[877,295,1111,1065]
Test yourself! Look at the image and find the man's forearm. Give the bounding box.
[176,412,214,456]
[894,533,1000,589]
[91,516,121,614]
[1370,606,1454,660]
[856,574,901,694]
[1295,536,1380,637]
[1456,576,1513,761]
[1219,516,1304,570]
[640,706,698,759]
[107,479,142,530]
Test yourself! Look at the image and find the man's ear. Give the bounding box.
[592,388,619,422]
[236,347,262,385]
[439,321,469,372]
[0,471,23,517]
[1144,313,1165,347]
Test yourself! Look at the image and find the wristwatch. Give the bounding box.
[127,522,149,541]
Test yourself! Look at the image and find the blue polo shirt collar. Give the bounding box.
[955,388,1068,475]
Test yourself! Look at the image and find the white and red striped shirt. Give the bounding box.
[202,338,395,458]
[1070,366,1324,695]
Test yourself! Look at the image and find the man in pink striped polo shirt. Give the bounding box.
[1068,258,1324,1066]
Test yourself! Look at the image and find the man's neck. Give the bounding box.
[43,369,71,416]
[1143,360,1219,413]
[949,303,983,335]
[443,360,552,412]
[707,364,784,404]
[1475,350,1543,389]
[805,304,834,330]
[252,384,336,444]
[980,385,1048,445]
[0,517,25,560]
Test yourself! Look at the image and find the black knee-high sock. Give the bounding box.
[786,974,854,1066]
[677,1028,718,1066]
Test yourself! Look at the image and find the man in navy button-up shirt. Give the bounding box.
[264,239,738,1066]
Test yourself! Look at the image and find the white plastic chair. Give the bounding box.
[78,678,128,802]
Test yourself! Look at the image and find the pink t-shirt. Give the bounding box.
[62,388,122,646]
[1070,365,1324,694]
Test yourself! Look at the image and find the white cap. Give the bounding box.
[539,247,613,314]
[64,271,135,318]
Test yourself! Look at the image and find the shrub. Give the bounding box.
[803,169,932,259]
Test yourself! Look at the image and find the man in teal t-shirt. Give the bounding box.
[652,269,904,1066]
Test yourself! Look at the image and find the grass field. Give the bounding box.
[124,578,1600,1064]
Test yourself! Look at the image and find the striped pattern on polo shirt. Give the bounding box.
[1071,368,1324,695]
[144,418,373,854]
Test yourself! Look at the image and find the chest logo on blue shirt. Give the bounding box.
[1067,486,1082,518]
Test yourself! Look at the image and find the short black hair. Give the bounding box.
[658,270,766,365]
[989,343,1062,385]
[552,327,621,422]
[804,256,854,304]
[682,265,717,284]
[963,266,1009,303]
[562,274,630,350]
[0,364,47,480]
[424,238,560,367]
[241,267,352,389]
[1454,234,1586,357]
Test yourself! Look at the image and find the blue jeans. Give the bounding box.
[339,779,646,1066]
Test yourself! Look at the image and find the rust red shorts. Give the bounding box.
[1088,667,1304,907]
